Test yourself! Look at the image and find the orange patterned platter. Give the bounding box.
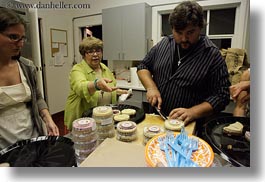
[145,133,214,167]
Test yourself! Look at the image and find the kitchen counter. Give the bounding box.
[79,114,196,167]
[116,79,145,91]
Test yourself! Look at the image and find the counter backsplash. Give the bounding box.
[108,60,144,90]
[109,60,141,81]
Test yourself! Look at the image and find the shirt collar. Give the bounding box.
[81,59,107,74]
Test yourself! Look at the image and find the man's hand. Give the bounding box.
[169,108,195,126]
[146,88,162,109]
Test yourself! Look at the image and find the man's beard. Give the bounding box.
[180,36,201,50]
[180,41,192,50]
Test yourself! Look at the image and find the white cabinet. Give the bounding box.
[102,3,152,60]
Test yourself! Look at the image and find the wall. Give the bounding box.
[71,0,250,68]
[20,0,74,114]
[18,0,183,114]
[18,0,249,114]
[37,12,73,114]
[71,0,183,65]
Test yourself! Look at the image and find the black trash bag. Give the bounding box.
[0,136,76,167]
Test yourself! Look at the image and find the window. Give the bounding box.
[161,8,236,49]
[80,25,102,40]
[161,14,171,36]
[153,0,249,51]
[209,8,236,35]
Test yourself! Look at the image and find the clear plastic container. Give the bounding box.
[143,125,165,145]
[116,133,137,142]
[75,145,97,158]
[74,138,98,150]
[72,131,98,142]
[97,129,115,139]
[72,117,97,135]
[92,106,113,125]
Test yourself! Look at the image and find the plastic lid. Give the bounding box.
[148,126,160,133]
[117,121,137,133]
[72,117,96,131]
[92,106,113,117]
[169,119,183,126]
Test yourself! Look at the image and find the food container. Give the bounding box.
[75,145,97,158]
[74,138,98,150]
[164,118,184,131]
[143,125,165,145]
[116,121,137,142]
[92,106,115,143]
[96,123,115,132]
[72,131,98,142]
[72,117,97,135]
[72,117,98,164]
[92,106,113,125]
[97,128,115,140]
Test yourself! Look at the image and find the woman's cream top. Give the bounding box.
[0,63,38,149]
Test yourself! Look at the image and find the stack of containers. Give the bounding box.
[92,106,115,144]
[72,117,98,165]
[116,121,137,142]
[143,125,165,145]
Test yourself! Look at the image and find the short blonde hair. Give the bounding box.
[79,36,103,58]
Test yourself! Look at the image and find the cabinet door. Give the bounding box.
[102,7,122,60]
[102,3,151,61]
[122,3,146,60]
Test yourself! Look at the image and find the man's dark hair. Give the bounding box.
[169,1,205,31]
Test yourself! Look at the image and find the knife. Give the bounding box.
[155,107,167,120]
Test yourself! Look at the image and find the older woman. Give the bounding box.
[64,37,127,130]
[0,8,59,150]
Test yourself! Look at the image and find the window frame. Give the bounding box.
[152,0,249,51]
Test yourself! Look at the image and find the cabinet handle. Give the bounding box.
[118,53,121,60]
[122,53,125,60]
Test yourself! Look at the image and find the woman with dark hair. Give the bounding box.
[0,8,59,150]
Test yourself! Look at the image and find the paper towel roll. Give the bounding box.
[130,67,140,86]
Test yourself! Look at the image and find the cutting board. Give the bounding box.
[79,114,196,167]
[79,138,146,167]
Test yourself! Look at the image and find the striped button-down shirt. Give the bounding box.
[137,35,231,116]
